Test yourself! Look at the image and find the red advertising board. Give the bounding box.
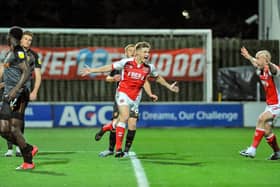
[1,46,205,81]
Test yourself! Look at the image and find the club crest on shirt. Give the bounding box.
[17,51,25,59]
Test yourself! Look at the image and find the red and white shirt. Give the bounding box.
[112,57,158,100]
[258,66,280,105]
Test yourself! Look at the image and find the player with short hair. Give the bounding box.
[95,44,158,157]
[239,46,280,160]
[4,30,42,157]
[0,26,38,170]
[81,41,179,157]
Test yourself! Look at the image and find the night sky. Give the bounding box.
[0,0,258,38]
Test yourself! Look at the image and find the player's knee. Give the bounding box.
[257,115,266,124]
[265,118,274,127]
[129,111,139,120]
[119,113,129,122]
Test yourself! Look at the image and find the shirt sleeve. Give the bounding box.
[29,50,41,68]
[112,58,128,70]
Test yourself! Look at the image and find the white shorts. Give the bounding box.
[115,91,142,114]
[265,104,280,118]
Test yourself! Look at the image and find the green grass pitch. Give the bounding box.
[0,127,280,187]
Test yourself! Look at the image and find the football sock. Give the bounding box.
[251,128,265,148]
[102,122,113,132]
[21,144,33,164]
[115,124,125,151]
[266,134,280,152]
[7,141,13,149]
[109,130,116,152]
[124,130,136,152]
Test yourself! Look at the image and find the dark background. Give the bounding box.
[0,0,258,38]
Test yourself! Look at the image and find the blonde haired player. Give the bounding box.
[240,46,280,160]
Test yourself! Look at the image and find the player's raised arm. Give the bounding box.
[241,46,258,67]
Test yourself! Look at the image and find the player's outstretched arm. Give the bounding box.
[241,46,258,67]
[81,64,112,77]
[155,75,179,93]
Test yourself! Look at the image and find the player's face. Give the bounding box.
[256,55,268,69]
[20,35,32,49]
[125,46,135,58]
[136,47,150,63]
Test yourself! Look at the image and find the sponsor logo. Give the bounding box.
[57,105,112,127]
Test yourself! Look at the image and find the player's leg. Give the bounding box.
[98,119,118,157]
[265,123,280,160]
[98,103,119,157]
[123,115,138,156]
[123,94,141,157]
[115,105,129,157]
[114,92,130,157]
[95,103,118,141]
[11,95,38,170]
[15,121,25,157]
[98,127,116,157]
[4,121,24,157]
[240,110,271,158]
[95,120,113,141]
[104,104,119,155]
[263,107,280,160]
[0,99,18,150]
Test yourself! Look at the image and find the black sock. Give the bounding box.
[109,130,116,152]
[124,130,136,152]
[20,144,33,164]
[7,141,13,149]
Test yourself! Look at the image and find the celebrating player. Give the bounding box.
[96,44,158,157]
[239,46,280,160]
[81,41,179,157]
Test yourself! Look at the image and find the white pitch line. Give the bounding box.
[7,150,150,186]
[129,152,149,187]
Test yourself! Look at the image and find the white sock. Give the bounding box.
[16,146,21,153]
[6,149,13,154]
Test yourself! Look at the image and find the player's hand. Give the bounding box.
[241,46,251,60]
[29,91,37,101]
[170,81,179,93]
[7,89,17,101]
[113,74,121,82]
[149,94,158,102]
[80,67,92,77]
